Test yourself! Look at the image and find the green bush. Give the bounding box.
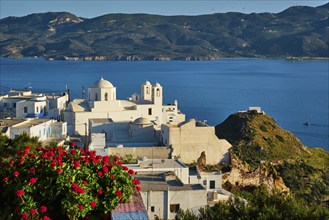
[260,125,268,132]
[276,135,285,143]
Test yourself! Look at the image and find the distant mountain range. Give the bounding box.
[0,3,328,60]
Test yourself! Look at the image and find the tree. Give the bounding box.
[5,132,42,154]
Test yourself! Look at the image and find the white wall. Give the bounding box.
[16,100,46,118]
[140,189,207,220]
[161,121,231,165]
[10,120,66,141]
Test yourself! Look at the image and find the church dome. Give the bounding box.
[90,77,114,88]
[132,117,152,125]
[143,81,151,86]
[154,82,161,87]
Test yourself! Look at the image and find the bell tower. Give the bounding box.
[141,81,152,101]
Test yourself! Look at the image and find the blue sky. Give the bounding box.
[0,0,328,18]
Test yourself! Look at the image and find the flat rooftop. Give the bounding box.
[0,119,25,127]
[127,159,186,170]
[12,118,50,128]
[0,119,25,133]
[137,172,204,191]
[90,118,114,123]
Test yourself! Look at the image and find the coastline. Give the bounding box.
[1,55,329,61]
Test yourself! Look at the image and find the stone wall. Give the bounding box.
[108,147,169,160]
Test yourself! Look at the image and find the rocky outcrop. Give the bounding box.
[223,149,289,192]
[196,151,206,171]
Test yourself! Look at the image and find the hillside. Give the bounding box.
[0,3,328,60]
[215,111,329,203]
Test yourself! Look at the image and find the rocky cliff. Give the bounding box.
[215,111,329,203]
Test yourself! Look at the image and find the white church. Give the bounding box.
[63,78,186,136]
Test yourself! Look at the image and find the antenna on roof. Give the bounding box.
[25,82,32,91]
[82,86,85,99]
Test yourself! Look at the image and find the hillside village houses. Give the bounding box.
[1,77,231,164]
[0,89,69,143]
[63,77,185,136]
[0,77,233,219]
[0,89,69,120]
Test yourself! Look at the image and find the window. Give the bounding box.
[203,180,207,185]
[36,107,39,113]
[13,103,16,108]
[95,93,98,101]
[146,87,150,94]
[151,206,155,212]
[156,88,160,97]
[105,93,108,101]
[24,107,28,113]
[210,180,215,189]
[148,108,152,115]
[170,204,180,213]
[4,103,8,107]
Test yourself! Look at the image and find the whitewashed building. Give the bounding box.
[0,89,69,119]
[161,119,231,164]
[127,159,206,220]
[9,118,67,141]
[63,78,185,136]
[16,98,47,118]
[126,159,230,219]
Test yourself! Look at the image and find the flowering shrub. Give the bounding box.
[0,146,140,219]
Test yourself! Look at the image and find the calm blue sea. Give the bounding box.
[0,58,328,150]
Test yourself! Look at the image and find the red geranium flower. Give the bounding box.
[90,201,96,208]
[16,190,24,197]
[30,208,37,215]
[50,160,57,168]
[29,177,37,184]
[44,216,51,220]
[74,161,80,168]
[97,189,103,195]
[2,177,8,182]
[22,212,28,220]
[116,190,122,198]
[78,187,85,194]
[13,171,19,177]
[136,186,141,192]
[128,169,134,175]
[78,204,84,210]
[71,183,79,193]
[97,171,103,177]
[102,166,109,173]
[40,205,47,213]
[57,169,63,174]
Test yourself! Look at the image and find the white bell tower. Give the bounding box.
[141,81,152,101]
[152,82,162,105]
